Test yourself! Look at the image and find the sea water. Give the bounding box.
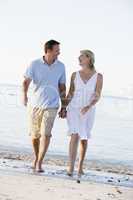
[0,84,133,165]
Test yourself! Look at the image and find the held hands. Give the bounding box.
[58,107,67,118]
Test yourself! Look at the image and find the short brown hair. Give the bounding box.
[44,40,60,53]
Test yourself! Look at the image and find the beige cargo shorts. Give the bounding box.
[27,106,58,139]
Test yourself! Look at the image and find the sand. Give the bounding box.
[0,147,133,176]
[0,169,133,200]
[0,148,133,200]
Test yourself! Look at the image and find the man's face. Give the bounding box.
[48,44,60,59]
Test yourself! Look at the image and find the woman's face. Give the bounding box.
[79,54,90,67]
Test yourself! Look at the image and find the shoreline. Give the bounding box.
[0,157,133,188]
[0,146,133,199]
[0,146,133,176]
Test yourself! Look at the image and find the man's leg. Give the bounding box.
[29,107,43,171]
[78,140,88,175]
[37,109,57,172]
[32,138,40,169]
[37,135,51,171]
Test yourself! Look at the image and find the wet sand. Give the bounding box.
[0,168,133,200]
[0,147,133,176]
[0,147,133,200]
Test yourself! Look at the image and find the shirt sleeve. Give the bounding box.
[59,65,66,84]
[24,61,34,80]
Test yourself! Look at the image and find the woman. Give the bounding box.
[66,50,103,177]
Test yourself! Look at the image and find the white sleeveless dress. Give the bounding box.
[67,71,98,140]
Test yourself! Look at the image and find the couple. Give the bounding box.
[22,39,103,177]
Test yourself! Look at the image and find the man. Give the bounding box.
[22,40,66,172]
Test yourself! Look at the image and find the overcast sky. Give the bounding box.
[0,0,133,97]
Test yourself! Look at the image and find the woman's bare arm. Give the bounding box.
[65,72,76,107]
[81,73,103,114]
[89,73,103,107]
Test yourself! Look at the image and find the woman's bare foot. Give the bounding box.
[31,158,38,170]
[67,166,74,177]
[67,171,73,177]
[77,168,85,175]
[37,168,44,173]
[36,161,44,173]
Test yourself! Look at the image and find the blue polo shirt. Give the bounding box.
[24,58,66,109]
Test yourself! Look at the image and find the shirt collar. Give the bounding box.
[41,57,58,66]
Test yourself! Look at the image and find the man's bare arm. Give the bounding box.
[58,83,66,109]
[58,83,66,118]
[22,77,31,106]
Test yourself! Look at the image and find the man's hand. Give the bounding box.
[22,77,31,106]
[58,107,67,118]
[22,95,28,106]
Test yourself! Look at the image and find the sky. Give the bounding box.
[0,0,133,97]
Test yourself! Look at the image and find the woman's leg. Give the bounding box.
[67,134,79,175]
[78,139,88,174]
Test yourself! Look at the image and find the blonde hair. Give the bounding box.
[80,50,95,69]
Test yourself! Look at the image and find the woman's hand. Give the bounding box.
[80,105,90,115]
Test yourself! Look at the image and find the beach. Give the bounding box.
[0,147,133,200]
[0,147,133,177]
[1,170,133,200]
